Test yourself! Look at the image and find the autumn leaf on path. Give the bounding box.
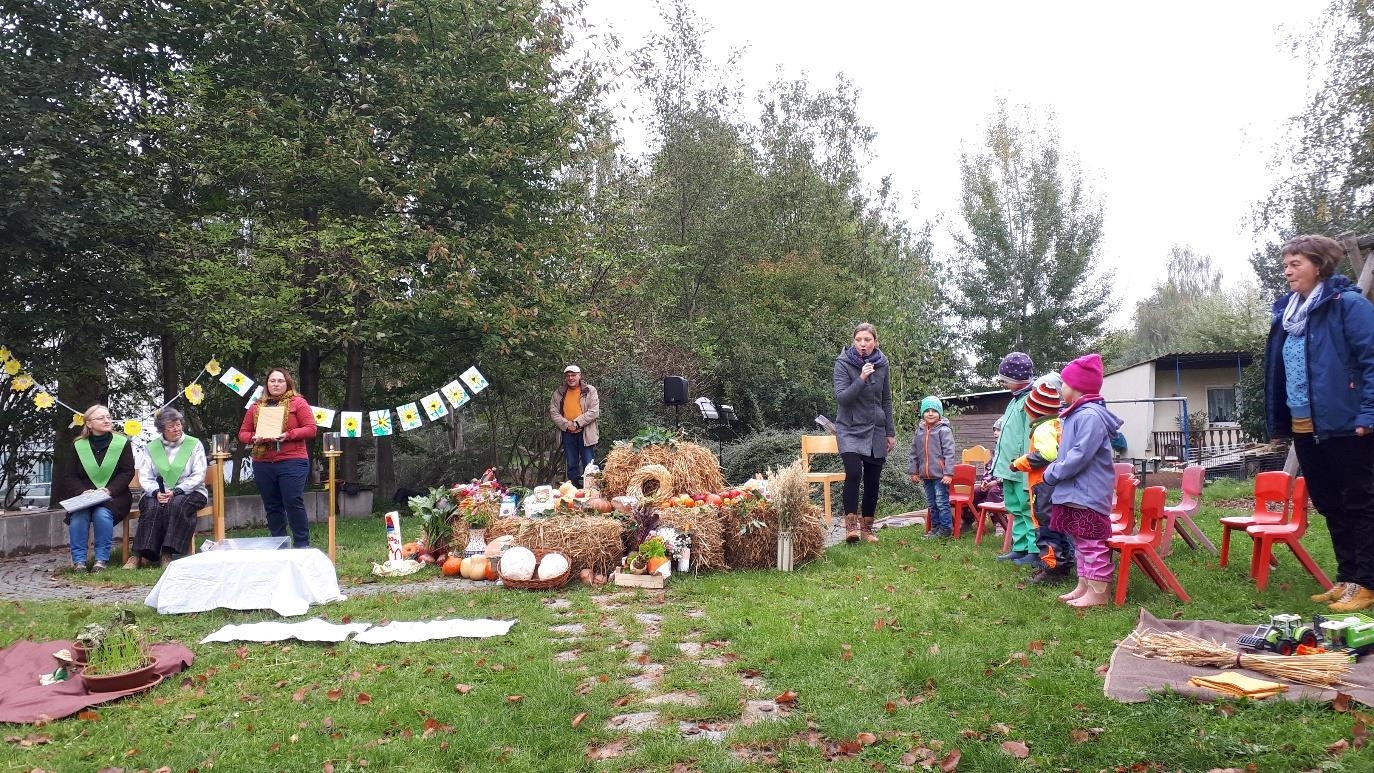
[1334,692,1354,713]
[586,739,630,760]
[774,690,798,705]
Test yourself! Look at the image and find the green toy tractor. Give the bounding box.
[1315,612,1374,657]
[1236,613,1320,656]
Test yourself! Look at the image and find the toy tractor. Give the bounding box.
[1315,612,1374,657]
[1236,613,1320,656]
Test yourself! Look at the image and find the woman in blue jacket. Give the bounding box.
[1263,234,1374,612]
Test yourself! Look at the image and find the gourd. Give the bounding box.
[441,555,463,576]
[500,546,537,581]
[460,555,489,581]
[537,552,570,580]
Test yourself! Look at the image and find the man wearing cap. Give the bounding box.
[550,365,601,487]
[991,352,1038,563]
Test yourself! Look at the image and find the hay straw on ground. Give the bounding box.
[626,464,673,501]
[1123,629,1358,688]
[656,506,727,571]
[486,515,625,576]
[602,442,726,499]
[720,499,826,570]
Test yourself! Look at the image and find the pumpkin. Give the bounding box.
[441,555,463,576]
[500,546,537,581]
[484,560,499,581]
[586,497,613,514]
[537,552,570,580]
[460,555,489,581]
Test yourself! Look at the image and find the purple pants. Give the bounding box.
[1072,536,1113,582]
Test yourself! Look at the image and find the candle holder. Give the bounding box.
[212,433,231,458]
[323,432,341,562]
[323,432,341,456]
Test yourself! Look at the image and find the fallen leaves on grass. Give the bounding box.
[1069,727,1104,744]
[840,644,854,662]
[506,695,524,704]
[4,734,51,746]
[1000,740,1030,758]
[355,693,372,705]
[326,689,342,702]
[454,684,472,695]
[774,690,798,705]
[78,710,100,721]
[421,718,452,738]
[1334,692,1353,713]
[585,739,630,760]
[571,712,587,728]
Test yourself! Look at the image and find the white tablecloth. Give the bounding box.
[145,548,346,616]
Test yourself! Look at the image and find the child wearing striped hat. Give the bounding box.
[1010,373,1076,584]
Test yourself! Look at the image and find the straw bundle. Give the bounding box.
[626,464,674,501]
[602,442,726,499]
[657,506,727,571]
[720,499,826,569]
[1123,629,1358,689]
[486,515,625,576]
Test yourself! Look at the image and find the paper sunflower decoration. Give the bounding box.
[205,358,222,376]
[11,373,33,392]
[32,392,54,410]
[3,358,20,376]
[313,407,329,424]
[344,416,360,433]
[184,383,205,405]
[71,413,85,428]
[0,345,9,362]
[123,419,143,437]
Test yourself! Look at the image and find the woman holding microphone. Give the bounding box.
[833,323,896,544]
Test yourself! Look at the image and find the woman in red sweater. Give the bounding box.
[238,368,317,547]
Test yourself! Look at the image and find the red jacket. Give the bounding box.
[238,394,316,462]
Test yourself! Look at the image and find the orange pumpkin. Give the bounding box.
[587,498,613,514]
[484,560,499,581]
[441,555,463,576]
[647,556,669,574]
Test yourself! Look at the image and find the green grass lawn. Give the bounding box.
[6,478,1374,771]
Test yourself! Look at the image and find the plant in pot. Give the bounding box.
[408,488,456,565]
[81,610,157,692]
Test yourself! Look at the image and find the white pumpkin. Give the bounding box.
[537,552,570,580]
[500,546,537,581]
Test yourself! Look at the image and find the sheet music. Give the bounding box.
[59,489,112,513]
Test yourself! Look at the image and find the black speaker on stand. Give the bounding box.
[663,376,687,430]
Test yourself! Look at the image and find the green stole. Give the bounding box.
[149,436,200,490]
[74,434,129,489]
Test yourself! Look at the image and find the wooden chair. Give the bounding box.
[1247,477,1333,592]
[1160,464,1217,557]
[1108,485,1191,606]
[1220,471,1290,569]
[800,434,846,530]
[960,445,991,476]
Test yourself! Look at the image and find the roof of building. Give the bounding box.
[1107,350,1254,376]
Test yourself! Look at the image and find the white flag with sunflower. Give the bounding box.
[369,409,393,437]
[312,405,336,428]
[460,366,488,394]
[340,411,363,438]
[421,391,448,421]
[396,402,423,431]
[219,367,255,397]
[441,379,469,410]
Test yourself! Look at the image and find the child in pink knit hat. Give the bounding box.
[1040,353,1123,607]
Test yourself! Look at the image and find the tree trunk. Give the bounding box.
[375,435,395,505]
[342,340,364,483]
[48,338,109,508]
[159,332,178,407]
[298,345,320,406]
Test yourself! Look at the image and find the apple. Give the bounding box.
[705,493,723,506]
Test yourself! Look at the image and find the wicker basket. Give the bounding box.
[500,548,571,590]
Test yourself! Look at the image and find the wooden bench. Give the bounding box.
[120,455,226,561]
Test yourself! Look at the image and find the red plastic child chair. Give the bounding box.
[946,464,977,538]
[1219,470,1290,569]
[1160,464,1217,557]
[1246,477,1333,593]
[1108,485,1191,606]
[974,500,1012,551]
[1109,474,1137,536]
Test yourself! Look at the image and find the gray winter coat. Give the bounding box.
[833,351,895,458]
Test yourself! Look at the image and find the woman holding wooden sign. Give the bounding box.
[56,404,135,571]
[127,407,208,568]
[238,368,317,548]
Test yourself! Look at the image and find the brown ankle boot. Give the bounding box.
[861,517,879,543]
[844,514,861,543]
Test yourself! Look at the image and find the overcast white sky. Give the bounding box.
[578,1,1321,322]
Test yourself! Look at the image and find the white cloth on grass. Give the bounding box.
[199,619,372,644]
[351,618,518,644]
[145,548,346,616]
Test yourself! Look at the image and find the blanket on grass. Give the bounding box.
[1106,609,1374,707]
[0,640,193,724]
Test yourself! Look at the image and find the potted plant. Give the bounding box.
[80,610,158,692]
[408,488,456,563]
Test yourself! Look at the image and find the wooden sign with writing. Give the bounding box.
[254,404,286,439]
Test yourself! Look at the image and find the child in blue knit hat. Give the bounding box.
[909,396,957,538]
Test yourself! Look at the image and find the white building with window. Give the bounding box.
[1100,351,1255,462]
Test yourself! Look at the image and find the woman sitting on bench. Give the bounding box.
[58,404,135,572]
[127,407,208,568]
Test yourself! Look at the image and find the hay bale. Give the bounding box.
[656,506,727,572]
[601,442,726,499]
[486,515,625,575]
[721,501,826,570]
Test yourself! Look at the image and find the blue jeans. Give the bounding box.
[254,458,311,547]
[923,478,953,532]
[562,431,596,487]
[69,504,115,564]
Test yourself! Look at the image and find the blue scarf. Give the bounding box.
[842,346,887,369]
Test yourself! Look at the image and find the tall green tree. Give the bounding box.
[950,105,1114,377]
